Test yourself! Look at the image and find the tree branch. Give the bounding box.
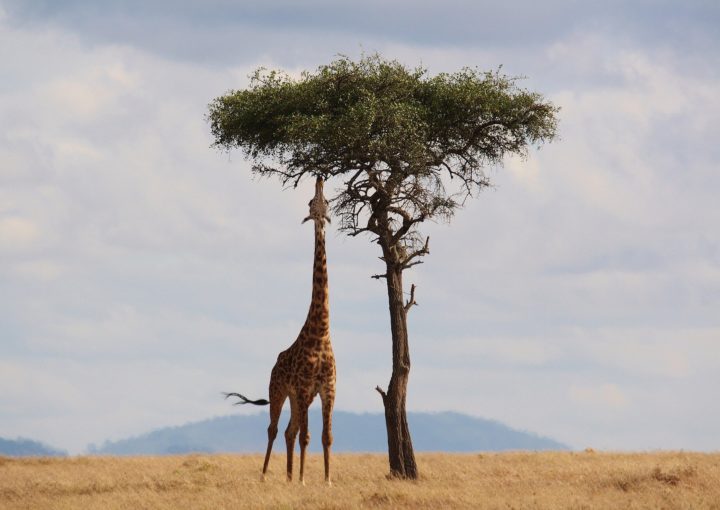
[347,227,372,237]
[403,260,424,270]
[404,283,418,312]
[402,236,430,269]
[375,385,387,400]
[390,213,425,247]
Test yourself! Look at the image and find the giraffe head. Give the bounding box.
[302,176,331,227]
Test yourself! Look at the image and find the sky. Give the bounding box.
[1,0,719,455]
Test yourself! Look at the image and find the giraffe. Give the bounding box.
[225,176,336,486]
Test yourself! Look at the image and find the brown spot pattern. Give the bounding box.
[260,178,336,484]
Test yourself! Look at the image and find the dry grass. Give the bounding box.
[1,451,719,509]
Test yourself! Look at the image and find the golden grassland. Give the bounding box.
[1,451,719,509]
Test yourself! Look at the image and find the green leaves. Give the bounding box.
[209,55,556,177]
[208,54,558,249]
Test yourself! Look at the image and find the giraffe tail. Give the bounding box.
[223,392,270,406]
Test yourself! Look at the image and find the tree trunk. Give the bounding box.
[378,265,418,479]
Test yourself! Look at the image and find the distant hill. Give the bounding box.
[89,411,568,455]
[0,437,67,457]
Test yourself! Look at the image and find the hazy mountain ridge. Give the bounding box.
[90,411,568,455]
[0,437,67,457]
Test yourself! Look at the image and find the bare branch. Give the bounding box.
[403,260,424,270]
[390,213,425,247]
[347,227,372,237]
[345,167,366,190]
[402,236,430,269]
[387,206,413,223]
[251,163,306,188]
[375,385,387,400]
[404,283,418,312]
[371,273,388,280]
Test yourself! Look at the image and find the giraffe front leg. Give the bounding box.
[298,403,310,486]
[321,391,334,486]
[284,396,300,482]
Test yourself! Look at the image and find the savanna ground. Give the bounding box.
[1,452,719,509]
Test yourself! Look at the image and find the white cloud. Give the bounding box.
[11,259,65,281]
[1,12,719,455]
[0,216,40,249]
[569,383,629,409]
[39,64,138,121]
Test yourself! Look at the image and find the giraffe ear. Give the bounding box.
[325,215,332,224]
[302,216,311,224]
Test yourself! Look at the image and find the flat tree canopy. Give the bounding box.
[208,54,558,479]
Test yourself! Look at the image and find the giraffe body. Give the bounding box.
[261,177,336,485]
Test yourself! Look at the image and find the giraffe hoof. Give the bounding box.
[261,473,266,483]
[326,479,332,487]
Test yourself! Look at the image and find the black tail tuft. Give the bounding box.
[223,392,270,406]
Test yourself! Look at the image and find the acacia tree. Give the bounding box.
[208,55,558,479]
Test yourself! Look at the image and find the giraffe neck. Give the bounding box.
[304,222,329,338]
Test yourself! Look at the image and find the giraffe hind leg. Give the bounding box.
[262,392,286,480]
